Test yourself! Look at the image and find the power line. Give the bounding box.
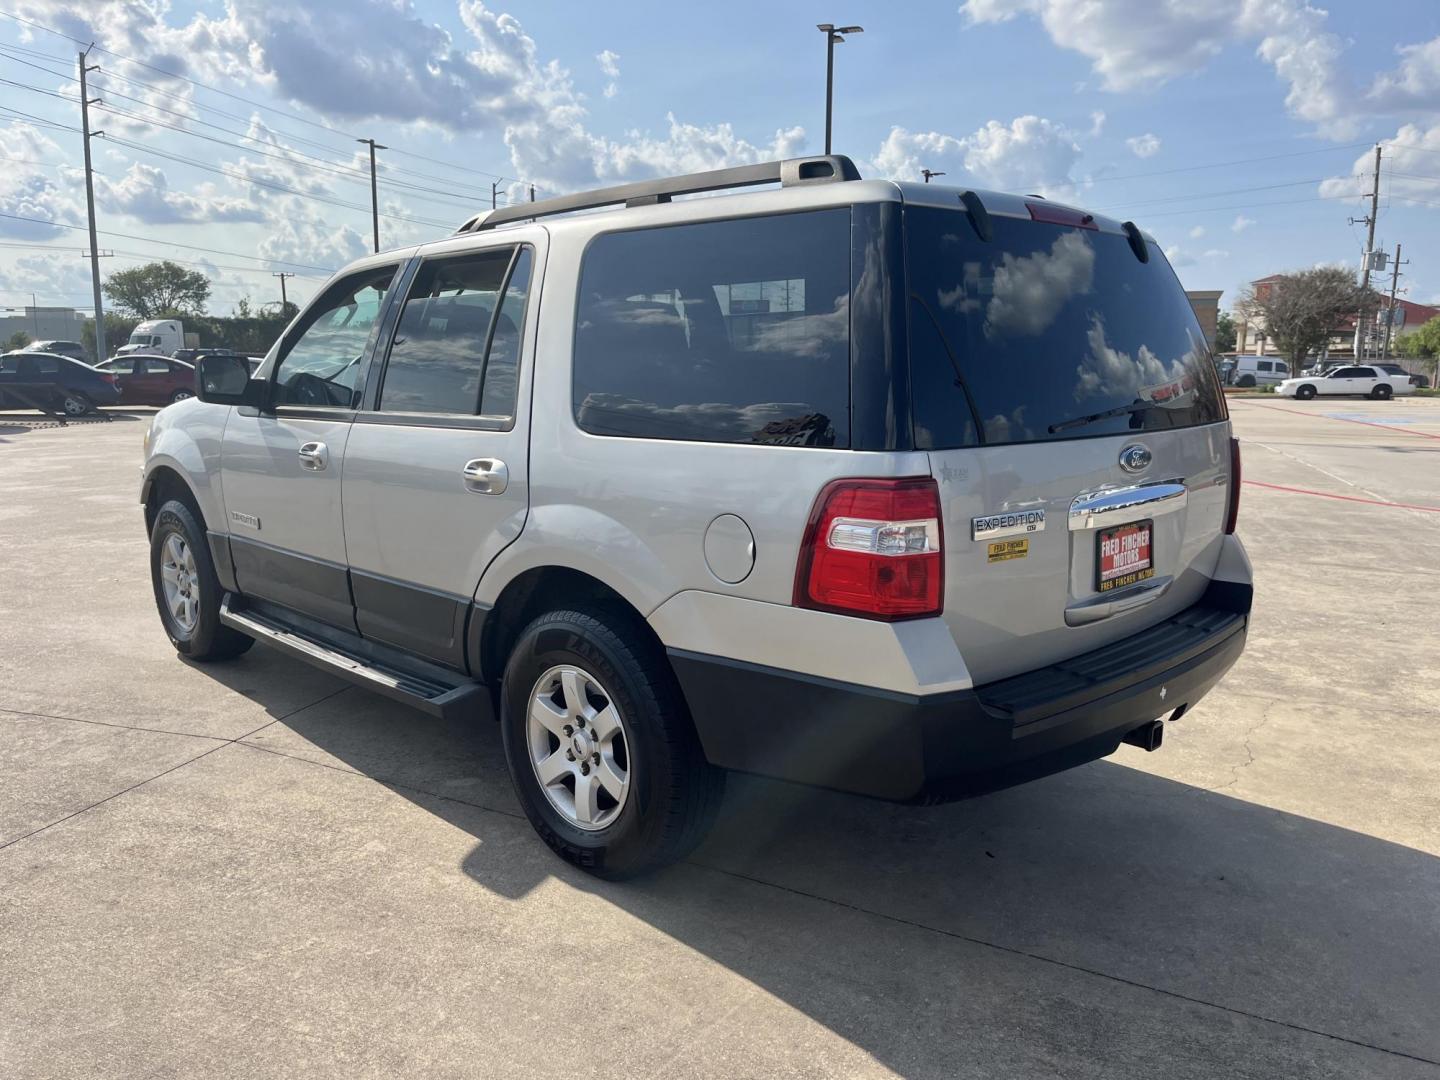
[0,239,330,278]
[0,8,542,192]
[1091,176,1335,212]
[1083,141,1374,186]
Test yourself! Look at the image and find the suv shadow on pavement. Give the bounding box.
[253,686,1440,1074]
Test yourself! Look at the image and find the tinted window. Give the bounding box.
[106,358,136,374]
[907,208,1225,447]
[573,209,851,447]
[1276,361,1289,373]
[1257,361,1273,372]
[1332,367,1366,378]
[379,248,516,414]
[479,247,533,418]
[274,265,397,408]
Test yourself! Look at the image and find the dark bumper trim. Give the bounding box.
[670,593,1248,803]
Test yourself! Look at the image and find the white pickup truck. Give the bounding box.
[1275,364,1417,401]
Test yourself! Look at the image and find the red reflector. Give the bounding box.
[794,477,943,621]
[1026,201,1098,230]
[1225,437,1241,535]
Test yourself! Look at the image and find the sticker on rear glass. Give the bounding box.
[987,539,1029,563]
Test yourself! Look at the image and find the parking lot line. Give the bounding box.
[1243,478,1440,514]
[1238,401,1440,440]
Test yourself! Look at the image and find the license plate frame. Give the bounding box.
[1096,519,1155,593]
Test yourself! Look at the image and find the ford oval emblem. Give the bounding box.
[1119,444,1152,473]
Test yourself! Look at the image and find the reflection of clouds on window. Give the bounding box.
[985,231,1094,340]
[938,262,983,314]
[1072,315,1199,403]
[983,405,1032,443]
[741,292,848,359]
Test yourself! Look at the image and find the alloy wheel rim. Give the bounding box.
[526,664,631,831]
[160,532,200,634]
[63,395,87,415]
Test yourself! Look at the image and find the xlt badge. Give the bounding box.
[972,509,1045,541]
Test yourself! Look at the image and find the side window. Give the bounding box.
[572,209,851,446]
[479,247,533,418]
[274,264,398,409]
[377,247,520,415]
[141,359,168,374]
[1257,361,1273,372]
[1276,361,1289,373]
[108,358,135,375]
[1333,367,1363,378]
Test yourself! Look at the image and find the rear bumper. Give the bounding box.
[669,580,1249,802]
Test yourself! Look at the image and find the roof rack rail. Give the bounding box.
[460,155,861,233]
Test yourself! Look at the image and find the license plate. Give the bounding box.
[1096,520,1154,592]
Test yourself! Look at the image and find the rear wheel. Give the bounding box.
[500,607,724,879]
[149,499,253,660]
[1371,384,1393,400]
[169,388,194,404]
[61,391,93,416]
[1296,384,1317,400]
[1237,375,1256,388]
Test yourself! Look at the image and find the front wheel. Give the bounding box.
[1296,384,1317,400]
[1371,384,1393,400]
[149,499,254,660]
[500,607,725,879]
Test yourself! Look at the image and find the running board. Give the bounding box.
[220,598,489,722]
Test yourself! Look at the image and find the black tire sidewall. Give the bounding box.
[500,610,693,878]
[150,500,227,657]
[1297,386,1316,400]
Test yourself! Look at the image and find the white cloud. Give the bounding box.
[1202,248,1230,259]
[1320,123,1440,206]
[1088,110,1106,136]
[869,116,1083,198]
[1163,245,1196,267]
[1189,225,1206,239]
[1232,215,1256,232]
[0,123,83,239]
[1125,133,1161,158]
[94,162,266,225]
[597,49,620,98]
[959,0,1364,136]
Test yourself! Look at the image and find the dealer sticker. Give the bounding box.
[987,538,1030,563]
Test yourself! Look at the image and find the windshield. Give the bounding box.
[906,208,1226,447]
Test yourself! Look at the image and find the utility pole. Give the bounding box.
[921,169,946,183]
[271,271,294,311]
[1349,143,1382,359]
[491,180,499,210]
[78,49,106,363]
[816,24,863,155]
[356,138,386,253]
[1381,243,1407,359]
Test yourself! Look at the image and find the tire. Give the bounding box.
[149,499,254,660]
[61,391,93,416]
[500,607,725,879]
[169,388,194,404]
[1296,384,1317,400]
[1237,375,1256,388]
[1371,384,1393,400]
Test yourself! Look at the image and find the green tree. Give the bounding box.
[4,330,32,351]
[1215,311,1237,353]
[1396,315,1440,382]
[1236,267,1370,370]
[102,261,211,319]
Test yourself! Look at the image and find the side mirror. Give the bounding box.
[196,354,263,407]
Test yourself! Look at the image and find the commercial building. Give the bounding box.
[1185,290,1223,351]
[0,306,88,346]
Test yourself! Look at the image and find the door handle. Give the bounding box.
[462,457,508,495]
[298,441,328,471]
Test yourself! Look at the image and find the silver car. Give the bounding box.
[141,156,1251,877]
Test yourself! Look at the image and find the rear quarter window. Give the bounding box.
[906,208,1225,447]
[572,209,852,447]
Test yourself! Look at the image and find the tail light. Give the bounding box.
[1225,437,1241,535]
[794,477,943,620]
[98,372,116,385]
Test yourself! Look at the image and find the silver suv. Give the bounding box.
[142,156,1251,877]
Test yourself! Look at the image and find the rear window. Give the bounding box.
[572,209,851,447]
[906,208,1225,448]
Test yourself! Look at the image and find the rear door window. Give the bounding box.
[572,209,851,447]
[906,208,1225,447]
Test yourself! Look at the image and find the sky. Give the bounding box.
[2,0,1440,321]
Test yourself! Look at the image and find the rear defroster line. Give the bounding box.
[1243,479,1440,514]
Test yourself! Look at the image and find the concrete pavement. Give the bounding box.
[1,402,1438,1078]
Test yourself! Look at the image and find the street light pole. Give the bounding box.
[816,24,862,156]
[357,138,387,253]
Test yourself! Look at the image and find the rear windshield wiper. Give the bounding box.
[1048,401,1165,434]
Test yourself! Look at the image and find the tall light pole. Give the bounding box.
[357,137,387,253]
[816,24,862,155]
